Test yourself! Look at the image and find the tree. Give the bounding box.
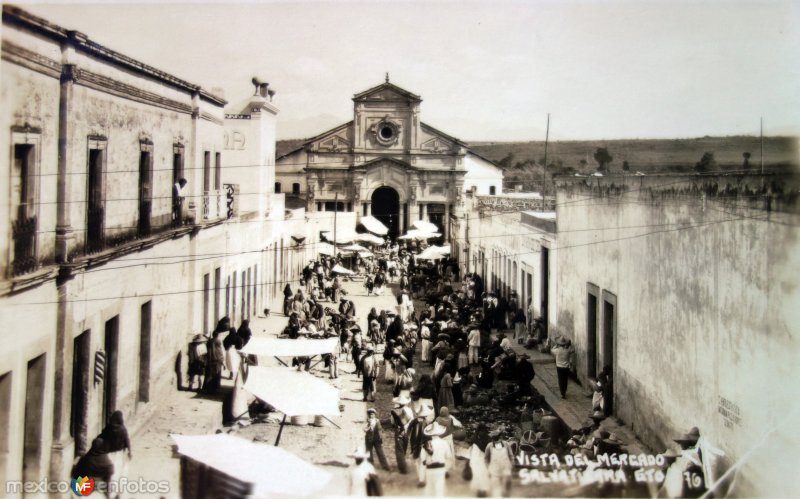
[593,148,613,172]
[695,152,715,172]
[622,160,630,172]
[497,152,515,169]
[742,152,751,169]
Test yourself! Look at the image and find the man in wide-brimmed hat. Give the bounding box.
[348,445,383,496]
[673,427,700,449]
[391,393,414,474]
[408,404,434,487]
[552,336,576,399]
[361,345,378,402]
[364,408,390,471]
[422,420,452,497]
[485,428,514,497]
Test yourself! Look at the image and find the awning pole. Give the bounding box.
[275,414,287,446]
[322,416,341,429]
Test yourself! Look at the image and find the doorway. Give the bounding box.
[103,317,119,426]
[138,302,152,404]
[371,187,400,240]
[587,285,599,379]
[71,331,91,456]
[23,354,46,487]
[602,292,616,415]
[540,247,550,339]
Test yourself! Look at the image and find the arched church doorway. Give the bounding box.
[371,187,400,240]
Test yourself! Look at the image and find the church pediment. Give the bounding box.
[353,82,422,103]
[317,134,351,152]
[306,121,354,152]
[420,136,455,153]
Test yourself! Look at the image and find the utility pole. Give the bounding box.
[760,117,764,174]
[542,113,550,201]
[333,192,338,260]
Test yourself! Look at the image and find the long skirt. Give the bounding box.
[457,352,469,370]
[225,349,240,377]
[443,434,456,472]
[421,340,432,362]
[383,360,395,381]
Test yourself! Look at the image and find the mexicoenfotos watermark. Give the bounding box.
[5,477,171,496]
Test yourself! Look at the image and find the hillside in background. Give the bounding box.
[277,136,799,189]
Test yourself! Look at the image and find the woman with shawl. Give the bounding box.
[72,437,114,488]
[237,319,252,347]
[437,363,456,413]
[99,411,131,485]
[203,329,225,393]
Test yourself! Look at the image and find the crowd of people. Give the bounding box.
[272,243,559,497]
[68,239,713,498]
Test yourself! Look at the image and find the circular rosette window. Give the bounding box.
[372,120,401,146]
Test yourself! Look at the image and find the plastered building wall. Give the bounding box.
[553,174,800,497]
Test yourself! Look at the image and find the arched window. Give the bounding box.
[274,182,281,193]
[292,183,300,195]
[489,185,496,195]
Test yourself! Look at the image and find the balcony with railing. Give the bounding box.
[202,189,226,222]
[11,215,38,276]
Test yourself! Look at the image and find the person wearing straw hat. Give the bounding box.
[552,336,576,399]
[391,393,414,474]
[422,420,452,497]
[361,346,378,402]
[485,428,514,497]
[364,408,391,471]
[348,445,383,496]
[408,404,434,488]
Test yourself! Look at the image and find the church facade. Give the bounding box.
[276,79,503,240]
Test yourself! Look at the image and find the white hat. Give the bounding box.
[424,421,447,437]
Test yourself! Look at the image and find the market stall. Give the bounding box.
[173,433,332,497]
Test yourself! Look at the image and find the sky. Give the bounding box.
[12,0,800,141]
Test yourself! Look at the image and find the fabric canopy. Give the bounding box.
[317,242,335,256]
[355,233,385,245]
[320,230,357,244]
[358,250,374,258]
[360,216,389,236]
[244,366,341,417]
[331,264,355,275]
[172,434,332,497]
[341,243,368,252]
[416,246,447,260]
[240,337,339,358]
[412,220,440,233]
[398,229,442,240]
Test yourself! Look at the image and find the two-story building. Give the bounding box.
[0,7,300,492]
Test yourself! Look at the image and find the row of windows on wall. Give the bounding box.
[8,132,224,273]
[274,182,300,195]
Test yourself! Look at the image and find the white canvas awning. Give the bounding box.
[341,243,368,252]
[416,245,447,260]
[355,233,385,245]
[172,434,332,497]
[331,264,355,275]
[244,366,340,417]
[360,216,389,236]
[240,337,338,358]
[321,230,357,244]
[398,229,442,240]
[412,220,440,233]
[317,242,336,256]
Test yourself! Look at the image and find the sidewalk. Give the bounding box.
[503,329,652,454]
